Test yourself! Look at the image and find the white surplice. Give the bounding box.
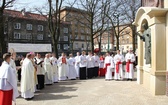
[93,55,100,67]
[125,53,135,79]
[114,54,124,80]
[105,56,115,80]
[68,57,77,79]
[44,57,53,84]
[75,55,80,78]
[58,56,67,81]
[0,61,19,101]
[21,58,35,98]
[9,59,17,79]
[50,57,58,82]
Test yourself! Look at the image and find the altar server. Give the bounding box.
[114,50,125,80]
[68,54,77,80]
[125,49,135,81]
[75,52,80,78]
[58,53,67,81]
[0,53,19,104]
[44,54,53,85]
[79,51,87,80]
[86,52,94,79]
[50,53,59,83]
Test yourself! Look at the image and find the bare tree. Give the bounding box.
[46,0,76,57]
[0,0,15,55]
[106,0,140,51]
[78,0,110,52]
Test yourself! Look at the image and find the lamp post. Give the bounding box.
[107,20,110,52]
[113,13,120,50]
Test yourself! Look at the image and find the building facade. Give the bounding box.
[4,9,70,55]
[60,7,91,54]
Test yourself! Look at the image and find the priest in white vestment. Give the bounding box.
[68,54,77,80]
[114,50,124,80]
[50,53,59,83]
[21,53,35,100]
[0,53,19,104]
[75,52,80,78]
[58,53,67,81]
[44,54,53,85]
[125,49,135,81]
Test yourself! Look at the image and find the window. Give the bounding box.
[81,29,84,33]
[87,36,90,40]
[64,36,68,41]
[26,33,32,39]
[14,32,20,39]
[69,35,72,39]
[63,44,69,50]
[26,24,32,30]
[81,43,84,48]
[57,44,60,49]
[75,43,78,49]
[14,23,21,29]
[63,28,68,33]
[37,34,43,40]
[75,29,78,33]
[38,25,43,31]
[75,35,78,39]
[81,35,85,40]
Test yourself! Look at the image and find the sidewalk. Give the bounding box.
[16,78,168,105]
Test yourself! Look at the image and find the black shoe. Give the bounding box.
[130,79,133,81]
[25,97,34,101]
[127,79,129,81]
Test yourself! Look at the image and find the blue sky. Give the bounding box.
[10,0,47,11]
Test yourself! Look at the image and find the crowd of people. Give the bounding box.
[0,49,136,105]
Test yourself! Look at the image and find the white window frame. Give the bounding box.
[81,29,84,33]
[81,35,85,40]
[37,34,43,40]
[26,24,32,30]
[64,36,68,41]
[75,43,78,49]
[57,44,60,49]
[37,25,43,31]
[26,33,32,39]
[87,36,90,40]
[14,23,21,29]
[14,32,21,39]
[75,35,79,39]
[63,44,69,50]
[63,28,68,33]
[81,43,84,48]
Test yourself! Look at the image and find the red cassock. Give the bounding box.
[0,89,13,105]
[126,60,132,72]
[99,57,106,76]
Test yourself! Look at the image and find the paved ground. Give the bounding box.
[16,77,168,105]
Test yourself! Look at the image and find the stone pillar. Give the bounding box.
[136,35,144,84]
[165,9,168,96]
[134,7,168,95]
[164,0,168,8]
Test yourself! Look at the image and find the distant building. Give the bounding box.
[94,25,134,53]
[60,6,91,53]
[94,29,115,52]
[4,9,70,55]
[115,25,133,53]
